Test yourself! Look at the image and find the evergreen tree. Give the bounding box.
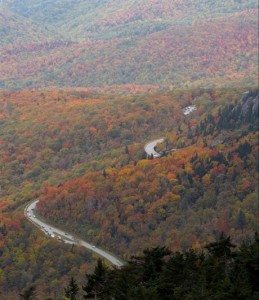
[65,277,79,300]
[205,233,236,259]
[132,246,171,284]
[80,235,257,300]
[236,233,259,296]
[82,259,109,299]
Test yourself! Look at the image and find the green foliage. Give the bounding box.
[79,234,258,299]
[82,259,109,299]
[0,216,92,298]
[205,232,236,258]
[64,277,79,300]
[197,90,258,135]
[236,210,247,231]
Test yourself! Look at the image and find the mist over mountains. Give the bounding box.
[0,0,257,89]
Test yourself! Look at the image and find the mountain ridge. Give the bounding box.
[0,1,257,89]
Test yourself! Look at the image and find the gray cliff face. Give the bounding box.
[230,90,258,121]
[240,90,258,117]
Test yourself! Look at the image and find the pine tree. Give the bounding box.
[82,259,109,299]
[132,246,171,284]
[65,277,79,300]
[205,233,236,260]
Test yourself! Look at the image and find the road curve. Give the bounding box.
[144,107,196,158]
[144,138,164,158]
[25,200,125,268]
[24,108,193,269]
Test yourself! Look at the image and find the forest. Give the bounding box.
[36,89,258,257]
[20,234,259,299]
[0,1,258,297]
[1,85,258,298]
[0,85,191,298]
[0,83,258,298]
[0,1,257,89]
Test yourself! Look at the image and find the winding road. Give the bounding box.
[25,200,125,268]
[25,138,165,269]
[25,106,195,269]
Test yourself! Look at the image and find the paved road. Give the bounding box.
[144,138,165,158]
[25,200,125,268]
[24,107,194,269]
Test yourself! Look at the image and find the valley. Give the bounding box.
[0,1,258,299]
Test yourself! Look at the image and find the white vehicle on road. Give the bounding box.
[183,105,197,115]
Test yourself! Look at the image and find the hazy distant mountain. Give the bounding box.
[0,0,257,89]
[4,0,257,40]
[0,5,52,45]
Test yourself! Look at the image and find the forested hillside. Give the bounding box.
[0,203,93,299]
[0,6,52,46]
[1,85,257,298]
[19,234,258,299]
[0,1,258,298]
[36,89,258,257]
[6,0,257,40]
[0,86,179,204]
[0,86,182,298]
[0,0,257,89]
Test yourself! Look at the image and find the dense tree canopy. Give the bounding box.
[37,89,258,259]
[69,234,259,299]
[0,1,257,89]
[0,86,258,298]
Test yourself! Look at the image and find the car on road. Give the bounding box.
[92,245,96,248]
